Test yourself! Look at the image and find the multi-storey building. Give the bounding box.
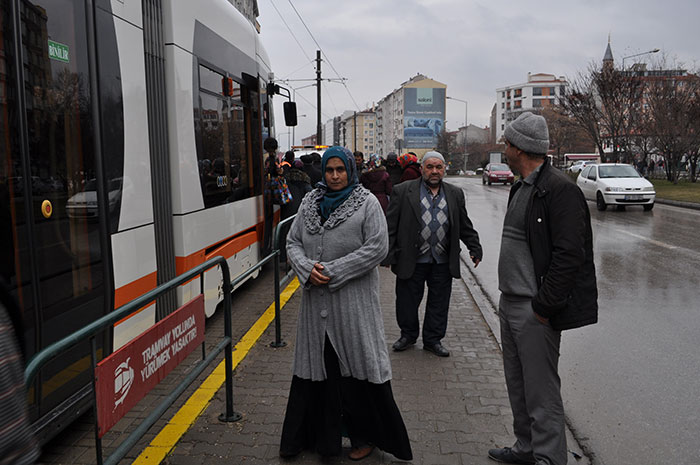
[300,134,317,146]
[375,74,447,158]
[338,110,376,155]
[322,116,341,147]
[495,73,568,141]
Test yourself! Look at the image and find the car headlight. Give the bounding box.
[643,186,655,192]
[605,186,624,192]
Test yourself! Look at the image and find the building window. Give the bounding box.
[533,87,542,96]
[514,100,522,109]
[533,99,542,107]
[501,124,504,130]
[548,87,556,96]
[506,102,511,110]
[501,113,505,119]
[501,102,505,109]
[514,88,522,98]
[506,90,511,98]
[369,123,373,128]
[502,91,505,98]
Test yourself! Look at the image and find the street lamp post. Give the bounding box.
[291,114,307,148]
[622,48,660,70]
[446,96,468,170]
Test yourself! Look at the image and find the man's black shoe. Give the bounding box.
[423,342,450,357]
[487,447,535,464]
[392,337,415,351]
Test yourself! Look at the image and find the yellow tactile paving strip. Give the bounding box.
[132,278,300,465]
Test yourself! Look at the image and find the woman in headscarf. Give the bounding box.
[279,146,412,462]
[360,153,392,214]
[397,152,421,183]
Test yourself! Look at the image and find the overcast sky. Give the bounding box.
[258,0,700,149]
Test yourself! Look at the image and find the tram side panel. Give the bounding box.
[102,6,159,349]
[164,1,266,317]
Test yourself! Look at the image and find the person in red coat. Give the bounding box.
[361,153,392,213]
[397,152,421,184]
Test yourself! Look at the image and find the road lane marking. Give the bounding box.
[132,278,300,465]
[611,228,679,250]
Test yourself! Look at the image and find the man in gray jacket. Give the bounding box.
[383,151,482,357]
[489,112,597,465]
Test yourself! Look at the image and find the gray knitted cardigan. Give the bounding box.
[286,185,392,384]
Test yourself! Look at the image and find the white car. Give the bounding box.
[567,160,594,173]
[576,164,655,211]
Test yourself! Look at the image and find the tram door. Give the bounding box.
[1,0,109,426]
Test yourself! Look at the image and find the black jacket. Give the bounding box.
[383,178,482,280]
[509,159,598,330]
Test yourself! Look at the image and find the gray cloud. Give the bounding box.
[261,0,700,149]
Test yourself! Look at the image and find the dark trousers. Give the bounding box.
[395,262,452,345]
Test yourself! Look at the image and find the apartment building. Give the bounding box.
[339,110,377,155]
[376,74,447,158]
[495,73,568,141]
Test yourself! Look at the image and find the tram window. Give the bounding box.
[199,65,241,100]
[196,92,251,207]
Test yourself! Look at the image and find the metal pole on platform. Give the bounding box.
[271,218,289,348]
[90,337,104,465]
[218,262,241,422]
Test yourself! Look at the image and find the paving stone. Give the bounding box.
[38,265,588,464]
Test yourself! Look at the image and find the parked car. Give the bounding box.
[482,163,514,185]
[567,160,594,173]
[576,164,655,211]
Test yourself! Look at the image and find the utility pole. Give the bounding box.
[316,50,322,144]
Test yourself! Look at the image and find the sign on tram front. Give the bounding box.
[95,295,205,437]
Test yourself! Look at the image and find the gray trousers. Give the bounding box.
[499,295,567,465]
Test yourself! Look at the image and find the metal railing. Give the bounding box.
[24,215,299,465]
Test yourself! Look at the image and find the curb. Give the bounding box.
[655,197,700,210]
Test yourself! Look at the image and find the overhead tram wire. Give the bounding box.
[282,59,316,80]
[323,85,339,116]
[286,0,361,111]
[293,89,332,121]
[268,0,313,62]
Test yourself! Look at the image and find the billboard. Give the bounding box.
[403,87,446,149]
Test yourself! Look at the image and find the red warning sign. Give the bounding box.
[95,295,205,437]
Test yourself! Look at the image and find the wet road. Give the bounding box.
[450,176,700,465]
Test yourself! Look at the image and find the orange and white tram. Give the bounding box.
[0,0,290,442]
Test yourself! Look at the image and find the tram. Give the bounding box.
[0,0,293,442]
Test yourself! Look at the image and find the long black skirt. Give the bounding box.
[279,337,412,460]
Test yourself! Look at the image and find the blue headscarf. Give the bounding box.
[318,146,359,221]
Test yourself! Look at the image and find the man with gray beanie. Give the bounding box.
[383,151,482,357]
[489,112,598,465]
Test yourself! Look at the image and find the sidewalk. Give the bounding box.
[161,266,587,465]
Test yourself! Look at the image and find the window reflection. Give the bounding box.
[196,65,253,207]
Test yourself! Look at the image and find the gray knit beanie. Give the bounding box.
[504,112,549,155]
[421,151,445,165]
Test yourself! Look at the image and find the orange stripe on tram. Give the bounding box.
[115,227,263,326]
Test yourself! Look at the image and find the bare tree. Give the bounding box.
[645,66,700,183]
[558,67,606,160]
[539,107,595,165]
[559,62,644,163]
